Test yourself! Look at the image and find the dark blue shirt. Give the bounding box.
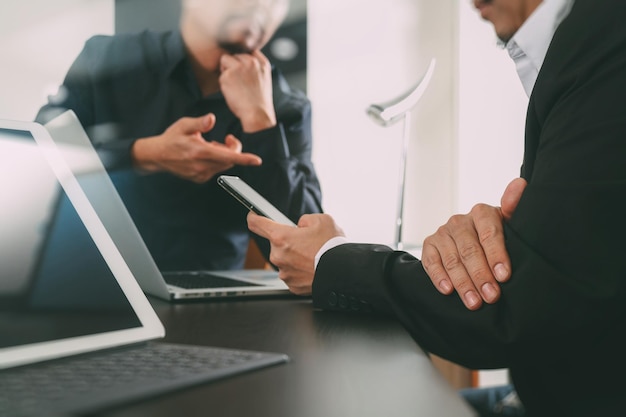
[36,30,322,271]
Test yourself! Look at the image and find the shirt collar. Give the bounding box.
[162,30,210,98]
[505,0,574,95]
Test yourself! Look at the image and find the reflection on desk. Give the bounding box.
[98,297,475,417]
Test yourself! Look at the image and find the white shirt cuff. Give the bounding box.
[314,236,349,270]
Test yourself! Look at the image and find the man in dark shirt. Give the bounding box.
[36,0,322,271]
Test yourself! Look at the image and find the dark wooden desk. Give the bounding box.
[100,297,475,417]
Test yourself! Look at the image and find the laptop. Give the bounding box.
[0,118,288,417]
[44,110,291,301]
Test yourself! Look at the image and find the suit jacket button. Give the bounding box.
[338,294,348,309]
[349,297,359,311]
[328,292,338,307]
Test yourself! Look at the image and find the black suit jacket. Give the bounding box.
[313,1,626,415]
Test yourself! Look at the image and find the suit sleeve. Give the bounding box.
[313,181,626,371]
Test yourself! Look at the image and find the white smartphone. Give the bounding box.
[218,175,296,226]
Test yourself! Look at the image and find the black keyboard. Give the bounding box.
[162,271,262,289]
[0,342,288,417]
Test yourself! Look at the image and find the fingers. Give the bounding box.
[422,202,511,311]
[191,134,261,166]
[218,50,275,132]
[247,211,278,239]
[151,114,264,183]
[247,211,298,238]
[423,216,494,311]
[205,138,262,166]
[222,50,269,69]
[421,235,459,295]
[220,54,237,72]
[251,49,270,68]
[220,53,261,74]
[223,134,243,152]
[176,113,216,134]
[297,213,316,228]
[501,177,527,221]
[247,211,316,296]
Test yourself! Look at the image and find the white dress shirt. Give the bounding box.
[505,0,574,97]
[314,0,575,270]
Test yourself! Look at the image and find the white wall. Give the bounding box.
[308,0,457,247]
[0,0,114,121]
[457,2,527,211]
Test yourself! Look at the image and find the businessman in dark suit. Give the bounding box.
[246,0,626,415]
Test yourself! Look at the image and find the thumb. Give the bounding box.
[501,178,528,221]
[220,54,236,73]
[224,134,243,152]
[247,211,278,239]
[180,113,216,134]
[297,214,316,228]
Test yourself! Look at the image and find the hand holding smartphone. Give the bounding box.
[218,175,296,226]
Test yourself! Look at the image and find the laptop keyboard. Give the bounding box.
[163,271,262,289]
[0,342,287,417]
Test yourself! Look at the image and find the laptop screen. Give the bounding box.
[0,120,164,369]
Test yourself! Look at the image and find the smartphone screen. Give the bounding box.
[217,175,296,226]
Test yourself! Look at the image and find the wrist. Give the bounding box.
[240,110,277,133]
[314,236,349,270]
[131,137,161,173]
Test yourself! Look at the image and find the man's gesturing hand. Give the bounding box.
[131,113,262,183]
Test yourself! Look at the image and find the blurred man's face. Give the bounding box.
[473,0,542,42]
[183,0,289,54]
